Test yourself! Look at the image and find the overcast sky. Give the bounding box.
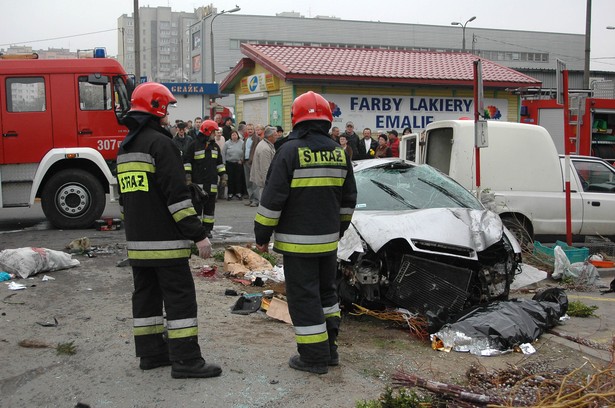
[1,0,614,71]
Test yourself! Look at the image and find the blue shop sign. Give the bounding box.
[161,82,219,95]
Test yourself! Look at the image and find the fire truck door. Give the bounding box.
[75,74,125,158]
[0,75,53,164]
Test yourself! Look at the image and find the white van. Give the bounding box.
[403,120,615,241]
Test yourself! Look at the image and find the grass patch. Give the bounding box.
[567,300,599,317]
[356,387,430,408]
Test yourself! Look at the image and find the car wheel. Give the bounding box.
[41,169,105,229]
[502,216,533,248]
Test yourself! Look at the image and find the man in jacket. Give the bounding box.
[356,127,378,159]
[117,82,221,379]
[341,121,360,158]
[250,126,279,204]
[183,119,227,238]
[254,91,357,374]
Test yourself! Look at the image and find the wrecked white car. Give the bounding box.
[338,158,522,331]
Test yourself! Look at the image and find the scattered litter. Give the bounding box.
[7,281,26,290]
[350,304,429,340]
[266,297,293,324]
[230,293,263,315]
[195,265,217,278]
[223,245,275,277]
[0,247,80,278]
[95,218,122,231]
[552,246,600,285]
[431,289,567,356]
[244,265,285,283]
[510,264,548,290]
[0,271,13,281]
[18,339,53,349]
[36,317,59,327]
[269,379,279,385]
[41,275,55,281]
[66,237,91,253]
[224,289,238,296]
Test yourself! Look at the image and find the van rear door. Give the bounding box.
[1,75,53,164]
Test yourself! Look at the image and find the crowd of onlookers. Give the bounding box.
[328,121,413,160]
[166,114,412,202]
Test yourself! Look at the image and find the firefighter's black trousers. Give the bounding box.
[283,253,341,363]
[131,264,202,362]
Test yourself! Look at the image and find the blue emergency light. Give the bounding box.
[93,47,107,58]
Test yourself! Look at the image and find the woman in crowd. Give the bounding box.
[339,134,353,161]
[374,133,392,158]
[223,130,245,200]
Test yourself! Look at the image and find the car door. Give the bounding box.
[572,158,615,235]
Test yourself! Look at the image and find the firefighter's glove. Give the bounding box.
[196,238,212,259]
[220,174,228,188]
[188,183,208,206]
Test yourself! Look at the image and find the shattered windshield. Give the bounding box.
[354,162,483,211]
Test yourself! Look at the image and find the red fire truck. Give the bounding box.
[0,52,133,229]
[521,92,615,163]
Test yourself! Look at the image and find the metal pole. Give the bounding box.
[462,25,466,52]
[210,13,217,84]
[584,0,592,89]
[133,0,140,82]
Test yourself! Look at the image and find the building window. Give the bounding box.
[192,31,201,50]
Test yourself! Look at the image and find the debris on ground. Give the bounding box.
[0,271,14,281]
[392,357,615,407]
[350,304,429,340]
[431,289,567,356]
[0,247,80,278]
[66,237,91,253]
[230,293,262,315]
[19,339,78,355]
[223,245,275,276]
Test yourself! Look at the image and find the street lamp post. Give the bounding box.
[210,5,240,84]
[451,16,476,52]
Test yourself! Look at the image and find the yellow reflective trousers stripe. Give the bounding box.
[133,324,165,336]
[167,327,198,339]
[295,332,329,344]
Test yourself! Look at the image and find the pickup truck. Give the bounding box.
[402,120,615,243]
[496,154,615,242]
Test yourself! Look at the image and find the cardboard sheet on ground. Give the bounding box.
[266,297,293,324]
[223,245,274,276]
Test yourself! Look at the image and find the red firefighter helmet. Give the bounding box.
[199,119,219,136]
[130,82,176,118]
[291,91,333,126]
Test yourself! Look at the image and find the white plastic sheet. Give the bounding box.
[0,248,80,279]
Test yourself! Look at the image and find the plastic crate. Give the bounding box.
[533,241,589,263]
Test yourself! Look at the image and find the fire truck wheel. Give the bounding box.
[41,169,105,229]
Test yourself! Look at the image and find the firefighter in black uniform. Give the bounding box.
[254,91,357,374]
[117,82,221,379]
[183,119,227,238]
